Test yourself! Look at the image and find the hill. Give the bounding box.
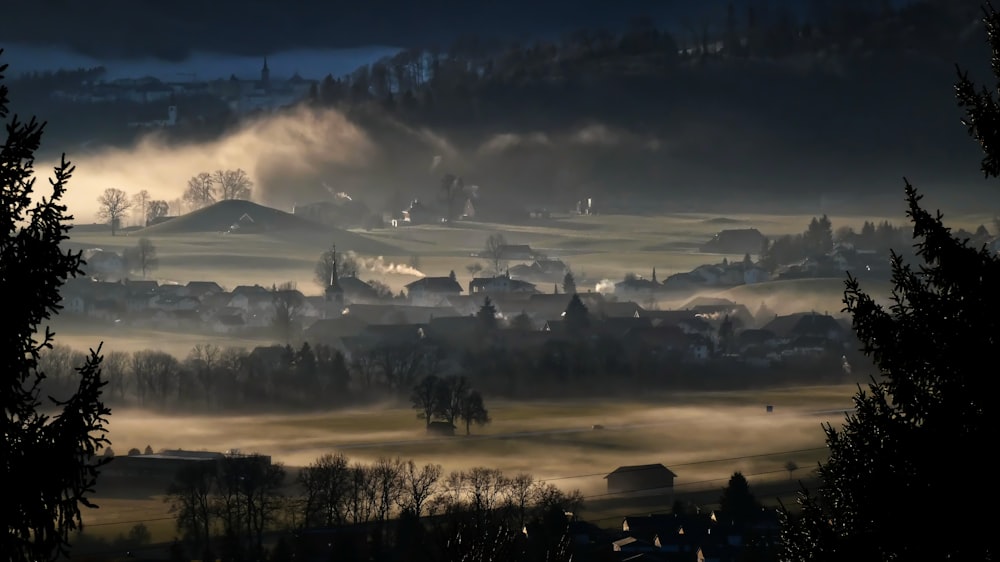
[137,199,401,255]
[138,200,326,235]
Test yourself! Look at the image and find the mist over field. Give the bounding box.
[102,394,850,493]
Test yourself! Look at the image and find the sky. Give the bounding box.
[0,43,402,83]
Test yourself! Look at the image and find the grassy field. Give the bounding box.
[82,384,856,541]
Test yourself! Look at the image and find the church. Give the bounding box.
[212,57,317,115]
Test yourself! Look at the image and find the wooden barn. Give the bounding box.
[605,463,677,495]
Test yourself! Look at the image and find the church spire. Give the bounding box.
[261,56,270,88]
[331,244,338,285]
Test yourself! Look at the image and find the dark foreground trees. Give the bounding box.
[1,51,111,561]
[779,6,999,560]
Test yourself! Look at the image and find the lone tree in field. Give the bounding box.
[96,187,131,235]
[778,7,999,560]
[483,232,508,276]
[1,51,112,562]
[124,237,158,278]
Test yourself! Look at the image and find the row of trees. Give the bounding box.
[182,168,253,210]
[95,187,172,234]
[166,451,583,562]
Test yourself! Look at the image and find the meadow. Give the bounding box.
[81,384,856,542]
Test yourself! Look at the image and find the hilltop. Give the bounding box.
[139,200,322,235]
[137,199,401,255]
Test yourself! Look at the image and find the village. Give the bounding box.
[60,235,865,375]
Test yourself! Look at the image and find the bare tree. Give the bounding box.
[124,237,158,278]
[183,172,215,210]
[271,281,304,343]
[314,246,359,288]
[411,375,441,428]
[97,187,132,235]
[298,453,350,527]
[186,344,221,402]
[102,350,131,402]
[344,462,376,525]
[398,460,442,518]
[483,233,508,275]
[465,467,509,523]
[132,189,150,226]
[371,456,405,525]
[214,168,253,200]
[167,462,216,557]
[146,199,169,225]
[372,342,428,391]
[129,350,179,407]
[458,390,491,435]
[505,473,534,527]
[785,460,799,480]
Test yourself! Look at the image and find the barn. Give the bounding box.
[605,463,677,495]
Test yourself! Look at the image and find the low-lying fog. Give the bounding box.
[104,394,852,495]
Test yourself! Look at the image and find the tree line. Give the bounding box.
[160,452,583,562]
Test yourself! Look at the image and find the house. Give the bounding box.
[469,273,539,294]
[404,277,463,306]
[401,199,436,224]
[605,463,677,495]
[615,276,660,298]
[60,294,87,315]
[699,228,766,254]
[426,316,483,346]
[427,421,456,436]
[497,244,537,261]
[508,258,570,282]
[212,313,246,334]
[302,316,368,346]
[762,312,847,344]
[124,279,159,294]
[184,281,224,298]
[228,212,262,233]
[343,303,457,325]
[336,276,383,303]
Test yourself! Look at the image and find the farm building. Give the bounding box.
[699,228,766,254]
[605,463,677,495]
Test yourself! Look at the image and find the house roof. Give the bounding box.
[405,277,463,294]
[599,301,644,318]
[343,303,458,324]
[303,316,368,342]
[469,276,538,292]
[763,312,845,338]
[605,463,678,478]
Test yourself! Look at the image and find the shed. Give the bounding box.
[605,463,677,495]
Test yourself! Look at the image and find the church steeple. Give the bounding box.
[324,243,344,306]
[260,56,270,89]
[331,244,338,284]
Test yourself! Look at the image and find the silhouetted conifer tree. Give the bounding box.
[779,7,999,558]
[1,50,112,561]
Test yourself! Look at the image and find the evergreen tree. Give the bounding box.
[2,52,112,561]
[780,9,999,558]
[562,270,577,294]
[477,296,498,331]
[563,294,590,333]
[718,472,762,526]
